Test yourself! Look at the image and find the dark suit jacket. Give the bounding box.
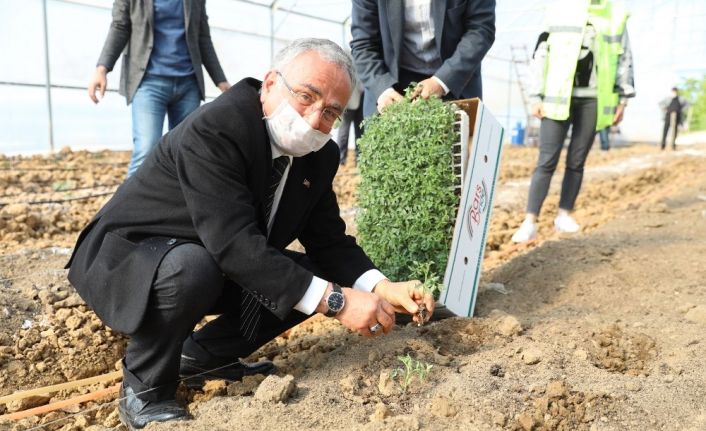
[350,0,496,116]
[97,0,227,104]
[66,78,376,334]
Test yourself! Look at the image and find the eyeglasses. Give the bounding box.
[276,71,343,125]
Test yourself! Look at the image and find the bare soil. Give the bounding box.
[1,141,705,431]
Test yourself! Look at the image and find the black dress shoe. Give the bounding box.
[179,355,277,389]
[395,302,457,326]
[118,383,190,430]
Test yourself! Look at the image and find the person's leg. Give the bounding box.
[599,127,610,151]
[167,75,201,130]
[129,75,170,177]
[512,116,569,242]
[336,111,353,164]
[123,243,224,402]
[558,97,597,214]
[661,116,669,150]
[671,113,679,150]
[526,117,571,216]
[352,106,364,163]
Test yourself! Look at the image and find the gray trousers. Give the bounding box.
[123,243,310,401]
[527,97,597,216]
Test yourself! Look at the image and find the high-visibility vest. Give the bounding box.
[541,0,628,130]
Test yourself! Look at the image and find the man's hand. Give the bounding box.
[613,103,625,125]
[88,66,108,104]
[335,288,396,337]
[373,279,435,325]
[217,81,231,93]
[531,102,544,119]
[377,88,404,113]
[410,78,444,100]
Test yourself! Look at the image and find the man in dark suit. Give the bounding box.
[351,0,496,117]
[68,38,433,429]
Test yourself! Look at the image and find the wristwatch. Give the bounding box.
[324,283,345,317]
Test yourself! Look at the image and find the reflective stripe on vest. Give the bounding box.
[541,0,589,122]
[592,2,628,130]
[541,0,628,130]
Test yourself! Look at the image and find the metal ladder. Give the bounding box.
[509,45,539,146]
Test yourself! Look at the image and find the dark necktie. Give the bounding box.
[239,155,290,342]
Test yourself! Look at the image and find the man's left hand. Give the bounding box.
[373,279,435,325]
[410,78,445,100]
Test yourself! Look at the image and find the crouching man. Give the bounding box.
[66,38,433,430]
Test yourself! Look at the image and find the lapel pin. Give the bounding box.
[303,179,311,188]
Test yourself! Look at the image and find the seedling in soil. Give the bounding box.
[391,354,434,393]
[409,261,443,326]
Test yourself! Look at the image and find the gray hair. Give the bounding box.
[273,38,357,89]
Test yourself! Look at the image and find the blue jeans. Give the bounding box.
[598,127,610,151]
[129,74,201,177]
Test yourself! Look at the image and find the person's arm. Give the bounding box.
[89,0,131,103]
[614,28,636,102]
[612,28,635,125]
[433,0,496,97]
[350,0,398,106]
[197,2,228,90]
[528,32,549,118]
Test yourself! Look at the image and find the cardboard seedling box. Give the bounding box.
[440,98,505,317]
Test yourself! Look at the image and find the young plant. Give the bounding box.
[357,87,459,281]
[391,354,434,393]
[409,260,443,300]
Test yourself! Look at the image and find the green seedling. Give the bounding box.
[409,260,444,326]
[52,180,76,192]
[391,354,434,393]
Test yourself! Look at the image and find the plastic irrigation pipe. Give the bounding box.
[0,370,121,405]
[0,383,120,422]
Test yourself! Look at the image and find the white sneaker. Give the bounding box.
[511,220,537,243]
[554,213,580,233]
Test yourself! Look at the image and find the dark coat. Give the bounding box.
[97,0,227,104]
[66,78,375,334]
[350,0,496,116]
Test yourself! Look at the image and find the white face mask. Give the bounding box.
[264,101,331,157]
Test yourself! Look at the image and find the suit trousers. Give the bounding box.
[123,242,310,401]
[526,97,597,216]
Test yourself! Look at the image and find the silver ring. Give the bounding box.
[369,323,381,333]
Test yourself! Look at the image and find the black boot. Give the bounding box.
[118,383,190,430]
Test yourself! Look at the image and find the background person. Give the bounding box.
[350,0,496,117]
[87,0,230,177]
[511,0,635,243]
[68,38,433,430]
[659,86,689,150]
[598,126,610,151]
[336,81,364,164]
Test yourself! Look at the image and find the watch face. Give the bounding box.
[327,291,345,313]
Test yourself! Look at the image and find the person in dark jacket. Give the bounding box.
[87,0,230,177]
[69,38,433,429]
[350,0,496,117]
[659,87,689,150]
